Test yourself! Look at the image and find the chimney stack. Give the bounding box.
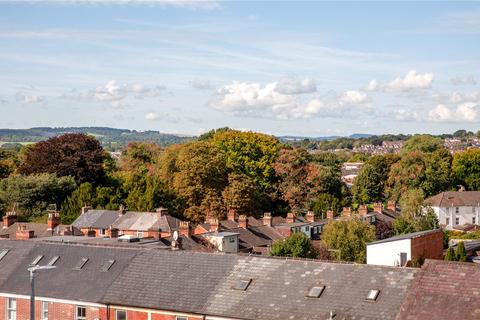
[179,221,191,238]
[358,205,368,216]
[387,201,396,212]
[306,211,315,222]
[156,207,168,216]
[47,212,60,231]
[373,203,382,214]
[263,212,272,227]
[238,215,248,229]
[342,207,352,217]
[16,224,34,240]
[326,210,334,220]
[3,211,17,229]
[227,209,236,221]
[208,218,219,232]
[118,204,127,216]
[286,212,296,224]
[81,205,92,215]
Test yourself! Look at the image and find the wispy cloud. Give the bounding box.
[4,0,219,9]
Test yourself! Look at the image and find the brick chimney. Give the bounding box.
[81,205,92,214]
[118,204,127,216]
[47,212,60,231]
[306,211,315,222]
[342,207,352,217]
[238,215,248,229]
[227,209,236,221]
[387,201,396,212]
[373,203,382,214]
[208,218,219,232]
[16,225,34,240]
[156,207,168,216]
[286,212,296,224]
[326,210,334,220]
[179,221,191,238]
[263,212,272,227]
[358,205,368,216]
[3,211,17,229]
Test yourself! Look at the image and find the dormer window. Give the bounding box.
[366,289,380,301]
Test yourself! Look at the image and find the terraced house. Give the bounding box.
[0,239,478,320]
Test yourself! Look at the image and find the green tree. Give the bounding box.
[445,247,456,261]
[311,193,342,218]
[17,133,106,185]
[222,173,262,215]
[452,149,480,190]
[60,182,97,224]
[401,134,444,154]
[0,173,76,220]
[352,154,400,204]
[0,147,20,179]
[212,130,280,191]
[270,232,317,258]
[393,189,439,235]
[455,241,467,262]
[321,218,376,263]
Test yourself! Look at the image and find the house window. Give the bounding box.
[99,228,106,235]
[473,207,476,214]
[7,298,16,320]
[456,207,459,214]
[473,217,476,225]
[229,237,235,243]
[446,217,450,225]
[41,301,48,320]
[455,217,460,225]
[76,306,86,320]
[137,231,144,238]
[116,309,127,320]
[176,317,187,320]
[306,226,310,231]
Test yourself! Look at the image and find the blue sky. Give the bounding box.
[0,1,479,136]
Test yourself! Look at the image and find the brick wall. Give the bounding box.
[411,230,444,261]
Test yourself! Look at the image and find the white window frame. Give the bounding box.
[41,301,49,320]
[455,217,460,225]
[137,231,144,238]
[456,207,459,214]
[7,298,16,320]
[116,309,127,320]
[76,305,86,320]
[99,228,106,236]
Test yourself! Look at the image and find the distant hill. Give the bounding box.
[278,133,373,142]
[0,127,193,151]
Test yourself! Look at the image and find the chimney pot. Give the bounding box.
[326,210,334,220]
[286,212,296,224]
[373,203,382,214]
[179,221,191,238]
[3,211,17,228]
[263,212,272,227]
[208,218,219,232]
[387,201,396,212]
[47,212,60,231]
[358,205,368,216]
[238,215,248,229]
[81,205,92,215]
[306,211,315,222]
[342,207,352,217]
[227,209,237,221]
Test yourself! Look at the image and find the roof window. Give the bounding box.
[73,257,89,270]
[0,249,9,261]
[47,256,59,266]
[31,255,44,265]
[232,279,252,291]
[366,289,380,301]
[101,259,115,272]
[306,286,325,298]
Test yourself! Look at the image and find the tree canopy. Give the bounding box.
[270,232,317,258]
[452,149,480,190]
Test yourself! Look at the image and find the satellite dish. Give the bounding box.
[173,230,178,241]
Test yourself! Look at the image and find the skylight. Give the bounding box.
[73,257,89,270]
[31,255,44,265]
[232,279,252,291]
[47,256,59,266]
[0,249,9,261]
[101,259,115,272]
[306,286,325,298]
[366,289,380,301]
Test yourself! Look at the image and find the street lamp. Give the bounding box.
[28,265,56,320]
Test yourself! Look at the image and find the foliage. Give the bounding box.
[393,189,439,235]
[452,149,480,190]
[352,154,400,204]
[0,147,20,179]
[270,232,317,258]
[60,182,97,224]
[321,218,376,263]
[311,193,342,218]
[401,134,444,154]
[444,247,456,261]
[212,130,280,192]
[455,241,467,262]
[222,173,262,216]
[0,173,76,220]
[17,133,106,185]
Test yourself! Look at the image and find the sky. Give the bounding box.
[0,0,479,136]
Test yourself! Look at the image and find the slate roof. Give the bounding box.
[0,222,82,239]
[249,225,284,242]
[426,191,480,207]
[368,229,441,245]
[71,209,120,229]
[397,260,480,320]
[112,211,180,232]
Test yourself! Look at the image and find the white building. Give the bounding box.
[202,231,239,253]
[366,229,443,267]
[426,191,480,230]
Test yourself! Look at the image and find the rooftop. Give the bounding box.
[426,191,480,207]
[367,229,442,245]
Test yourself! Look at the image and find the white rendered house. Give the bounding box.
[426,191,480,230]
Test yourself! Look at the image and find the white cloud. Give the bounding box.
[339,90,368,105]
[94,80,126,102]
[428,102,478,122]
[428,104,453,122]
[365,79,380,92]
[274,77,316,95]
[456,102,477,122]
[190,78,212,90]
[145,112,160,120]
[385,70,433,92]
[451,75,477,86]
[15,92,43,104]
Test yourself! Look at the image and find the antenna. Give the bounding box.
[173,230,178,241]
